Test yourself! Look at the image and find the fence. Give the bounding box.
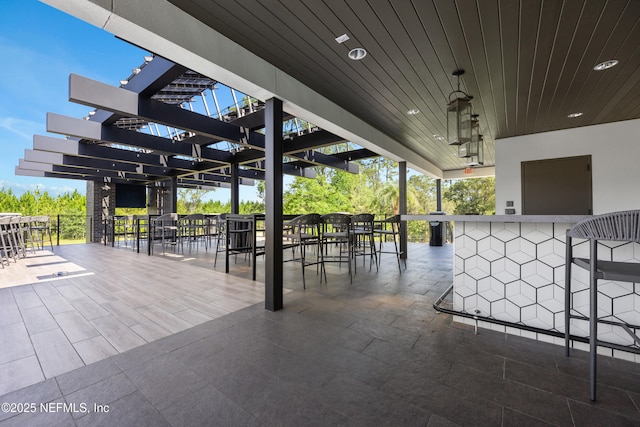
[50,214,91,245]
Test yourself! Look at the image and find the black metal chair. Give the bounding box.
[373,215,406,273]
[181,213,208,253]
[320,213,352,283]
[565,210,640,401]
[283,213,322,289]
[350,213,378,274]
[213,214,227,267]
[150,213,182,255]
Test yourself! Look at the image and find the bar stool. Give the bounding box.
[213,214,227,267]
[19,216,35,254]
[8,216,26,258]
[320,213,352,283]
[181,214,208,253]
[373,215,406,273]
[150,213,182,255]
[283,213,322,288]
[30,216,54,251]
[565,210,640,401]
[350,213,378,274]
[0,216,16,266]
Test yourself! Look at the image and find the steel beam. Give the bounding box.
[333,148,378,162]
[47,113,230,165]
[34,135,203,173]
[234,129,356,173]
[283,129,346,152]
[70,73,265,147]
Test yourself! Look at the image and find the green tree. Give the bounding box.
[443,177,495,215]
[0,187,20,212]
[177,188,210,214]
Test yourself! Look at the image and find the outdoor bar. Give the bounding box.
[409,213,636,349]
[3,0,640,424]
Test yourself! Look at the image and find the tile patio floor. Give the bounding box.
[1,241,640,426]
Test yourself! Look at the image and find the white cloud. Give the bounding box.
[0,117,41,141]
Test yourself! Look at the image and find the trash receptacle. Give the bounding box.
[429,211,446,246]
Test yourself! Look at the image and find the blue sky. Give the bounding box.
[0,0,259,202]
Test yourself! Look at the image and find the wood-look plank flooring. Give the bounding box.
[0,242,272,396]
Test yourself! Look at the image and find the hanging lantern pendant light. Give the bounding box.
[446,69,484,167]
[447,69,473,146]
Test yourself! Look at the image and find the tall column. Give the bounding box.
[264,98,283,311]
[169,176,178,213]
[86,180,115,243]
[230,163,240,214]
[399,161,407,260]
[147,186,159,215]
[436,179,442,212]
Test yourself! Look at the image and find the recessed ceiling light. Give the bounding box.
[407,109,420,115]
[348,48,367,60]
[432,134,445,141]
[593,60,619,71]
[567,112,583,118]
[335,34,350,44]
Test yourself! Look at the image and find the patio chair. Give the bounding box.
[150,213,182,255]
[114,215,136,248]
[350,213,378,274]
[320,213,352,283]
[8,216,27,258]
[224,214,265,280]
[0,216,17,266]
[283,213,322,289]
[19,216,35,254]
[373,215,406,273]
[29,215,53,251]
[213,214,227,268]
[181,213,208,254]
[564,210,640,401]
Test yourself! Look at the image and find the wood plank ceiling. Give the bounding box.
[167,0,640,172]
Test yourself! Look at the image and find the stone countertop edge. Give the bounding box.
[401,214,592,223]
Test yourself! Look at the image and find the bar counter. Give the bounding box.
[403,214,640,359]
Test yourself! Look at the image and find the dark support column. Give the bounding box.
[436,179,442,212]
[264,98,283,311]
[86,180,116,244]
[399,161,407,260]
[170,176,178,213]
[230,163,240,214]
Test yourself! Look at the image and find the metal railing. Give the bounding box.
[50,214,91,245]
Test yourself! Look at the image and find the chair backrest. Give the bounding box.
[351,213,375,232]
[34,216,50,224]
[321,213,351,233]
[567,210,640,242]
[153,213,178,221]
[152,213,179,226]
[382,215,401,224]
[287,213,321,227]
[287,214,321,237]
[183,213,205,220]
[351,213,375,223]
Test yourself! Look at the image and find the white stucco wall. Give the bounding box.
[495,119,640,215]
